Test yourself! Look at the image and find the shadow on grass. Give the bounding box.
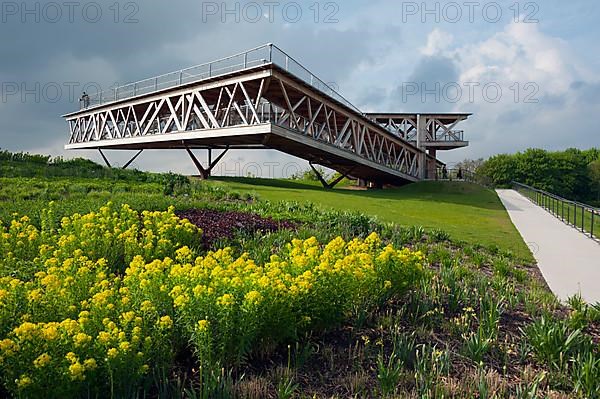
[210,177,505,211]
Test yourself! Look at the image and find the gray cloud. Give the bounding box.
[388,55,460,113]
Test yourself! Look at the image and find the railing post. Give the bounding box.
[155,77,158,91]
[591,210,594,238]
[114,88,118,101]
[285,55,289,71]
[543,194,546,210]
[268,44,273,62]
[179,71,183,85]
[134,83,137,96]
[581,206,585,232]
[244,53,247,68]
[574,204,577,227]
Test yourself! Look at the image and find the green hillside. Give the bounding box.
[209,177,532,260]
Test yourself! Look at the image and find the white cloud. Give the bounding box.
[454,23,578,96]
[420,29,454,56]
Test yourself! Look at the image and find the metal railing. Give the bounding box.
[434,168,492,187]
[436,130,464,142]
[79,43,362,114]
[396,130,465,143]
[513,181,599,241]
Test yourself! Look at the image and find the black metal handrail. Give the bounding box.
[512,181,599,241]
[434,168,492,187]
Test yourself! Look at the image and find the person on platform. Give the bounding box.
[80,92,90,108]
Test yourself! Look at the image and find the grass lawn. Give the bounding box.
[209,177,533,261]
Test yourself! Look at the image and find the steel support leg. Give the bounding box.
[309,162,354,189]
[122,149,144,170]
[185,146,229,179]
[98,149,112,168]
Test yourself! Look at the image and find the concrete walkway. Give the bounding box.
[496,189,600,304]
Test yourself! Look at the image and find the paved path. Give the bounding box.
[496,189,600,304]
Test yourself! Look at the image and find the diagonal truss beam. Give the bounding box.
[309,162,355,189]
[185,146,229,179]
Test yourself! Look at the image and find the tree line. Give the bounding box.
[474,148,600,205]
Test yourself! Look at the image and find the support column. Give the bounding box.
[122,149,144,170]
[309,162,354,189]
[185,146,229,179]
[427,149,437,180]
[98,149,111,168]
[97,149,144,170]
[416,114,428,179]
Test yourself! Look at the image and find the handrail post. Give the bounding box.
[591,210,595,238]
[543,194,546,210]
[581,206,585,232]
[268,43,273,62]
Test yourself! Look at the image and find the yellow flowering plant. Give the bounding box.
[0,203,424,397]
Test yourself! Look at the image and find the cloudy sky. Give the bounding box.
[1,0,598,176]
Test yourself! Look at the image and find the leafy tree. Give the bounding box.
[476,154,517,187]
[589,158,600,201]
[454,158,485,173]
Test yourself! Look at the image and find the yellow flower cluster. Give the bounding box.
[0,204,197,397]
[124,231,424,367]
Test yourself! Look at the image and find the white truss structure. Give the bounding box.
[366,114,470,150]
[65,68,426,182]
